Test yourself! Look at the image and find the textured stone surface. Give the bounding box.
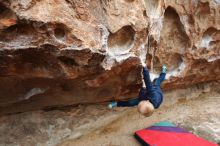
[0,82,219,146]
[0,0,219,114]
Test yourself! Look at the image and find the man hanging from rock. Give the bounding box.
[108,65,167,117]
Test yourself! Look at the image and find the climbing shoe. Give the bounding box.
[108,101,117,109]
[161,65,167,73]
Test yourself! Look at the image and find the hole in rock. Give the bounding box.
[107,26,135,55]
[54,27,66,41]
[200,27,220,49]
[53,24,82,46]
[161,53,183,71]
[58,56,79,66]
[160,6,191,52]
[168,53,183,70]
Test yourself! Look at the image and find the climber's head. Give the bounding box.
[137,100,154,117]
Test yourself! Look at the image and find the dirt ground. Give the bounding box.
[0,90,219,146]
[58,92,220,146]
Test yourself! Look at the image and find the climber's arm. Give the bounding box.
[143,67,154,92]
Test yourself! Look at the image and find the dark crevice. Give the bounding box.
[153,56,161,72]
[0,47,61,76]
[125,0,135,2]
[88,53,105,66]
[0,20,49,48]
[203,27,218,36]
[58,56,79,66]
[0,3,14,19]
[188,14,195,25]
[146,54,152,69]
[143,10,147,17]
[0,23,35,41]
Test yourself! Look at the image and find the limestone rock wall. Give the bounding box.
[0,0,219,114]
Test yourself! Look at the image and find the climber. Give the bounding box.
[108,65,167,116]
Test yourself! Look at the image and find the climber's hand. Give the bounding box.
[140,59,146,67]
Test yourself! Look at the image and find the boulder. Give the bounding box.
[0,0,219,114]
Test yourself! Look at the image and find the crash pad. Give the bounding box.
[135,121,218,146]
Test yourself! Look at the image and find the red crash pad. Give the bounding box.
[135,121,218,146]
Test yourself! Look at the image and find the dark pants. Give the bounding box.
[117,72,166,107]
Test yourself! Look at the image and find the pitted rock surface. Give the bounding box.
[0,0,219,114]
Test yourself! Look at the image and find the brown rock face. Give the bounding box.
[0,0,219,114]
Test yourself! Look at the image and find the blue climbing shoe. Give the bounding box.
[108,101,117,109]
[161,65,167,73]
